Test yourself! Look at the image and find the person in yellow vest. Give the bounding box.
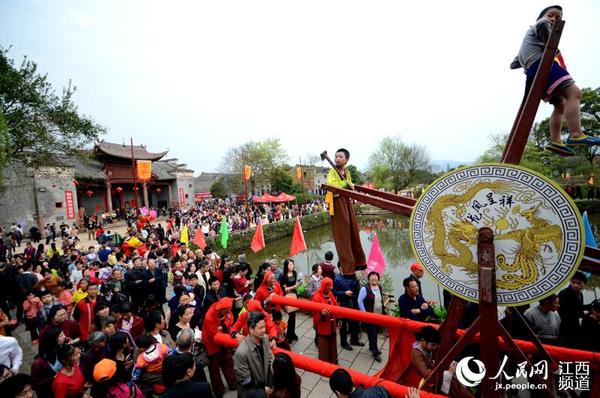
[325,148,366,275]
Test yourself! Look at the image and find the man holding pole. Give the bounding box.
[324,148,366,275]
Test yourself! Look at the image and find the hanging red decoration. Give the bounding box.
[73,180,79,186]
[85,190,94,197]
[133,186,139,191]
[115,187,124,193]
[155,188,162,193]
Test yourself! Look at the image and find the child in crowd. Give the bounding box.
[272,311,291,351]
[511,5,600,156]
[23,290,43,341]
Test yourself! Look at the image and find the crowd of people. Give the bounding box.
[0,214,406,398]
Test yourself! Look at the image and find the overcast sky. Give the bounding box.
[2,1,600,173]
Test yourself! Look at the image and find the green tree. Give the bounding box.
[477,132,567,177]
[346,164,364,185]
[367,136,430,193]
[219,138,289,193]
[210,179,227,199]
[270,165,296,193]
[0,48,105,178]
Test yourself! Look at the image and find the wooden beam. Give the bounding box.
[501,20,565,164]
[321,184,413,216]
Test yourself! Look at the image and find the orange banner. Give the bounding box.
[243,165,252,181]
[295,166,302,180]
[137,160,152,181]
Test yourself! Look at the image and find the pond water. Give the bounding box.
[246,211,600,304]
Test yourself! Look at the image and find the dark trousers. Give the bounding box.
[25,317,39,341]
[208,350,236,398]
[340,317,360,344]
[317,335,338,364]
[286,311,297,340]
[364,323,379,354]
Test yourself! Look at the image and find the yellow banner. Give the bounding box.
[296,167,302,180]
[244,165,252,181]
[137,160,152,180]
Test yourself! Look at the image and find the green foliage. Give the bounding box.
[477,86,600,173]
[270,165,297,193]
[0,108,7,181]
[0,47,105,176]
[367,136,430,193]
[346,164,364,185]
[219,138,289,193]
[477,132,567,177]
[296,283,310,298]
[210,179,227,199]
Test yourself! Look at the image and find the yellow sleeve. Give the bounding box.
[327,168,348,189]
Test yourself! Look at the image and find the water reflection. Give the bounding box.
[245,212,600,303]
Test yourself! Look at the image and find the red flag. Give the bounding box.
[193,227,207,250]
[289,216,307,257]
[250,219,266,252]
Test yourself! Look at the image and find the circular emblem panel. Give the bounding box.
[409,163,584,306]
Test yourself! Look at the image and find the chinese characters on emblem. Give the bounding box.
[465,193,513,224]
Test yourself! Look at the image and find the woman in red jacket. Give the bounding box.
[312,277,338,364]
[254,271,284,314]
[201,297,237,398]
[52,344,85,398]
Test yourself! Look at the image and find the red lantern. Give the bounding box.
[85,190,94,197]
[133,186,139,191]
[155,188,162,193]
[115,187,123,193]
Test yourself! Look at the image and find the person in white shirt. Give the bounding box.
[0,335,23,373]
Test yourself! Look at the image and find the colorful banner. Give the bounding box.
[295,166,302,180]
[137,160,152,181]
[243,165,252,181]
[64,190,75,219]
[179,187,185,207]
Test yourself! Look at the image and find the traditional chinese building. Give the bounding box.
[0,141,195,231]
[75,141,195,216]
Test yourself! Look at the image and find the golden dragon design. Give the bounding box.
[426,181,510,273]
[495,205,562,290]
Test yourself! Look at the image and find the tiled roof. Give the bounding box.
[94,141,168,161]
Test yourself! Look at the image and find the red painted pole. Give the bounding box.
[214,333,446,398]
[270,295,600,369]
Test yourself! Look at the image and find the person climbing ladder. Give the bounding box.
[511,5,600,156]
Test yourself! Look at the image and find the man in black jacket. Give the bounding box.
[162,352,214,398]
[124,257,149,311]
[557,271,587,347]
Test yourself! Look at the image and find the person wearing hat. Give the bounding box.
[93,358,143,398]
[407,263,424,299]
[254,271,284,314]
[201,297,236,398]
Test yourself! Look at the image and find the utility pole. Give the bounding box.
[130,138,139,208]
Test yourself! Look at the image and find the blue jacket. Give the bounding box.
[333,274,360,308]
[398,293,432,321]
